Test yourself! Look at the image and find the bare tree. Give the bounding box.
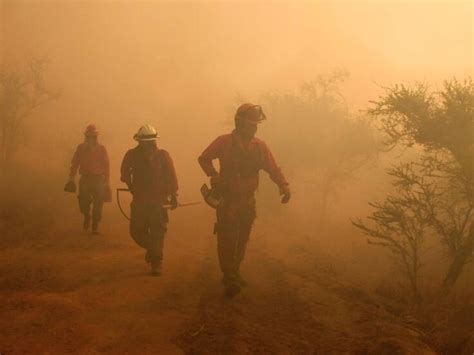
[419,153,473,290]
[353,163,437,299]
[360,79,473,292]
[262,70,378,219]
[0,58,59,167]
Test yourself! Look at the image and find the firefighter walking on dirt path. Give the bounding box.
[120,124,179,277]
[198,103,291,297]
[68,124,110,235]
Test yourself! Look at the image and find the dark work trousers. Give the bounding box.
[130,200,168,267]
[216,194,256,280]
[78,175,105,222]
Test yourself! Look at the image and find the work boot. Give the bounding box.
[83,215,90,231]
[223,271,247,287]
[222,273,240,298]
[237,272,247,287]
[91,220,99,235]
[224,282,241,298]
[151,262,162,277]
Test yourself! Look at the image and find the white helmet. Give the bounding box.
[134,124,159,141]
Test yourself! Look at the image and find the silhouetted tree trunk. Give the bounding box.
[443,223,474,291]
[365,79,474,294]
[0,58,58,169]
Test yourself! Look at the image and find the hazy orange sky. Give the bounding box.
[2,1,472,106]
[0,0,472,180]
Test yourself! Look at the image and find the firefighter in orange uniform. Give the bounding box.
[198,104,291,296]
[68,124,110,234]
[120,124,179,276]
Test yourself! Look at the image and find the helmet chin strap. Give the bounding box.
[235,125,256,141]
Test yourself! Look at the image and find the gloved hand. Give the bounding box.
[210,175,221,188]
[279,185,291,204]
[169,195,178,210]
[64,178,77,193]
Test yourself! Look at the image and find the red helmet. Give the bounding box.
[235,103,266,125]
[84,124,99,136]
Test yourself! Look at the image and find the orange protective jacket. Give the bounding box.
[70,143,110,180]
[121,145,178,203]
[198,131,288,196]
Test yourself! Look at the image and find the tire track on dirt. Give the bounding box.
[174,231,241,354]
[176,233,335,354]
[175,225,438,354]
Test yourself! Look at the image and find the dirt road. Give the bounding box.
[0,203,449,354]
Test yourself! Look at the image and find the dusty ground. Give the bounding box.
[0,196,472,354]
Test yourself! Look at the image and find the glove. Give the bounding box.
[169,195,178,210]
[64,180,77,193]
[279,185,291,204]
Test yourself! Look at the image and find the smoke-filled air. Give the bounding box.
[1,1,473,353]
